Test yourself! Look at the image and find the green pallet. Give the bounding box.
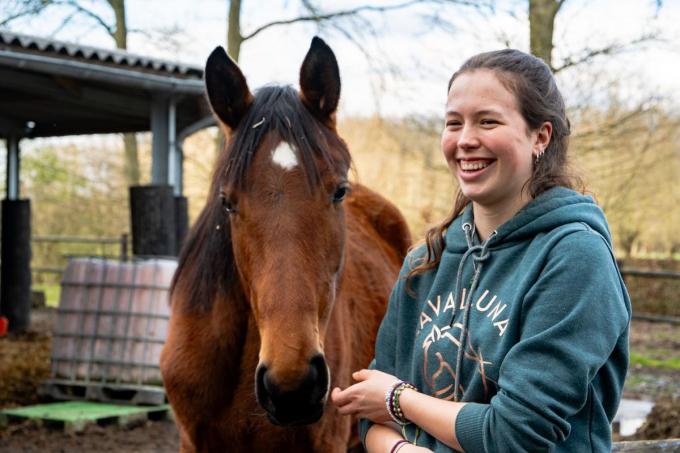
[0,401,171,433]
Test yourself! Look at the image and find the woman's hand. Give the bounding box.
[330,369,401,423]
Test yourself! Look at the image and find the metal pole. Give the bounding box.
[6,136,20,200]
[150,96,169,185]
[168,97,180,195]
[175,141,184,197]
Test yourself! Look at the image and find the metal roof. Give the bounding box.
[0,30,203,78]
[0,30,213,138]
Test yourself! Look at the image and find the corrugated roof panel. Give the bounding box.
[0,30,203,78]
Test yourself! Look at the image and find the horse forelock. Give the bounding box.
[220,85,351,191]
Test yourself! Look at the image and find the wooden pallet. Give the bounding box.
[0,401,171,434]
[39,379,166,406]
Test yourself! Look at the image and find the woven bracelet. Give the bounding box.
[389,381,417,425]
[389,439,409,453]
[385,380,405,424]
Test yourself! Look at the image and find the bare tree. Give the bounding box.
[529,0,662,72]
[224,0,493,62]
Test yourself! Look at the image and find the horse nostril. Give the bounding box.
[309,354,325,378]
[309,354,329,401]
[255,363,271,405]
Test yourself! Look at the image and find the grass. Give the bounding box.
[31,284,60,307]
[630,352,680,370]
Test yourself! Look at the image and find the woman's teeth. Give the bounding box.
[460,161,490,171]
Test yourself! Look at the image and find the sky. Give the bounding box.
[2,0,680,118]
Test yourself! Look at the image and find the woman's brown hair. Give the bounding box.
[407,49,582,280]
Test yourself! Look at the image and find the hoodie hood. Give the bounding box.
[446,187,611,252]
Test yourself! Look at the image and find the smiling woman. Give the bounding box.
[331,49,632,453]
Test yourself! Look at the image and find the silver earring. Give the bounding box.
[535,148,545,163]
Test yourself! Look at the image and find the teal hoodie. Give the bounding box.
[359,187,631,452]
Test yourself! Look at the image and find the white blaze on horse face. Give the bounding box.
[271,142,298,170]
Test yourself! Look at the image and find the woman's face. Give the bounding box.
[441,69,549,212]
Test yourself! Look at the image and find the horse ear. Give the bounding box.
[205,46,253,131]
[299,37,341,125]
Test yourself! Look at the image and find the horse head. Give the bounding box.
[204,37,350,426]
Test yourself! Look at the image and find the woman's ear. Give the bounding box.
[204,46,253,132]
[534,121,553,158]
[299,37,341,127]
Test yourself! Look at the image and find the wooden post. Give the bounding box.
[0,199,31,332]
[120,233,129,261]
[129,185,177,257]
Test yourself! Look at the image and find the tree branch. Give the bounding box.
[60,0,115,37]
[553,33,657,73]
[50,10,78,36]
[243,0,444,41]
[0,3,50,27]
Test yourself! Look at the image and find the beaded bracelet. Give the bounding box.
[385,380,405,424]
[389,439,409,453]
[385,380,417,425]
[393,381,416,423]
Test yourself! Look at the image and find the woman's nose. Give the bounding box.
[457,125,480,150]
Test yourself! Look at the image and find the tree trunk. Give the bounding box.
[123,133,141,184]
[108,0,140,185]
[528,0,563,69]
[214,0,244,158]
[227,0,243,62]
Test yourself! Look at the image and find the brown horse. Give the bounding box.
[160,37,410,452]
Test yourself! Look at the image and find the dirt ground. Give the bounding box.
[0,419,179,453]
[0,309,678,452]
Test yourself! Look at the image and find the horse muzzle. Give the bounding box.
[255,353,330,426]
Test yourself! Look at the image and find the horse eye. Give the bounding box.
[221,196,237,214]
[332,184,349,203]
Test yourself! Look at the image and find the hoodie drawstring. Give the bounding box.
[451,222,495,402]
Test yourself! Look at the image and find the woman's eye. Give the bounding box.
[332,184,349,203]
[446,121,462,128]
[481,119,498,126]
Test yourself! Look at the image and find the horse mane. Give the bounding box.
[171,85,351,311]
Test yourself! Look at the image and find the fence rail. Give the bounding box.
[25,238,680,323]
[620,266,679,324]
[621,268,680,280]
[30,234,129,280]
[32,235,124,245]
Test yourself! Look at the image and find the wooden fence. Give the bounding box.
[27,241,680,322]
[620,267,680,323]
[31,234,129,281]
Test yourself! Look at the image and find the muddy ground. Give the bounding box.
[1,309,678,452]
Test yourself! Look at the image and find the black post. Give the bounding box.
[175,196,188,255]
[129,185,177,257]
[0,199,31,333]
[120,233,129,261]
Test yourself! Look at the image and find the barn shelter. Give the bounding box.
[0,30,215,333]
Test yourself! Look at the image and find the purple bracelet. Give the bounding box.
[385,380,405,424]
[390,439,409,453]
